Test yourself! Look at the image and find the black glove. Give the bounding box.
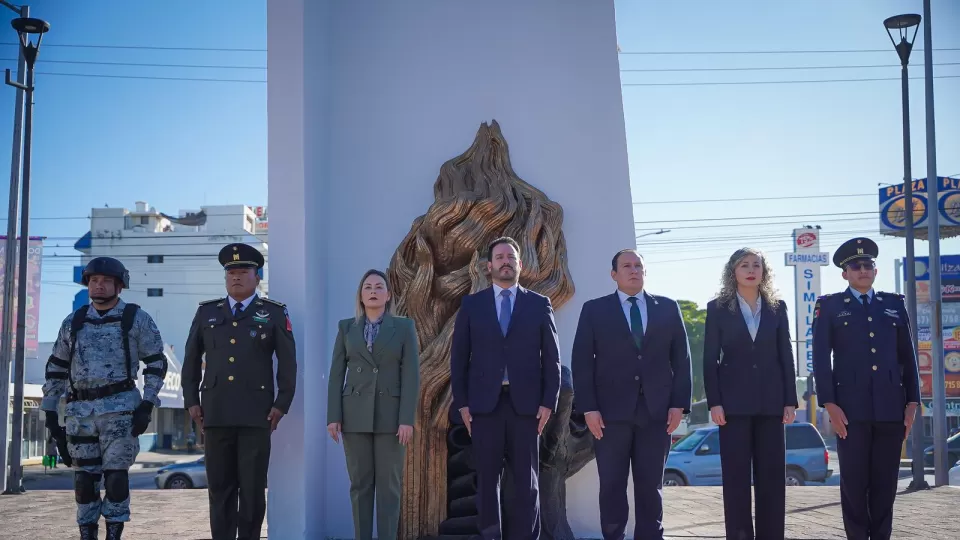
[131,401,154,437]
[45,411,72,467]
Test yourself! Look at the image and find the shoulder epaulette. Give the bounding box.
[199,298,222,306]
[260,297,286,308]
[877,291,904,299]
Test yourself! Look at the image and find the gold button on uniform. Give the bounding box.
[868,317,873,321]
[230,338,236,344]
[233,322,238,327]
[871,348,876,353]
[872,365,878,371]
[228,375,235,381]
[229,357,235,363]
[870,332,875,337]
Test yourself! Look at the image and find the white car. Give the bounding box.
[950,459,960,486]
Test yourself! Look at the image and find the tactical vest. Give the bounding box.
[66,303,140,393]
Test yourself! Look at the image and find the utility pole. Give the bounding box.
[922,0,948,487]
[0,0,28,496]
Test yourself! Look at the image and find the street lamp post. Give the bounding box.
[636,229,670,241]
[884,12,927,492]
[0,0,29,496]
[2,14,48,495]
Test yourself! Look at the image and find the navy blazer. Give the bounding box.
[811,289,921,423]
[702,298,799,416]
[450,285,562,416]
[571,291,692,423]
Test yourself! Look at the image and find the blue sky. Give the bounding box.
[0,0,956,343]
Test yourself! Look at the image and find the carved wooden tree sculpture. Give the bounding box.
[388,120,575,539]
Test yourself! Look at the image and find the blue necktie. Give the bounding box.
[499,289,512,336]
[500,290,512,384]
[234,302,244,317]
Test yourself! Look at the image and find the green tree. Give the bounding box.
[677,299,706,402]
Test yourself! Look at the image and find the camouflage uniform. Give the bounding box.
[41,299,168,528]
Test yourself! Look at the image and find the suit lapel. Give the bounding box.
[754,298,774,341]
[505,286,529,337]
[372,314,397,359]
[608,292,633,340]
[347,318,378,367]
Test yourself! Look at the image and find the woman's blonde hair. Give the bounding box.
[716,247,781,312]
[355,269,395,322]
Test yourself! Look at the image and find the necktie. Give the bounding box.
[860,293,870,310]
[234,302,244,317]
[499,289,512,336]
[500,289,512,384]
[628,297,644,349]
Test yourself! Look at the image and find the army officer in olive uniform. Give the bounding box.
[327,269,420,540]
[182,243,297,540]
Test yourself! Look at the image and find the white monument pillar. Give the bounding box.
[267,1,636,538]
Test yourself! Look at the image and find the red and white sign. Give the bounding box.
[796,232,817,248]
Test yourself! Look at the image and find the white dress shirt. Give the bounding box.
[617,289,647,335]
[736,293,762,341]
[228,293,257,313]
[493,283,518,318]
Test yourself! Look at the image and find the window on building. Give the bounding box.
[147,288,164,297]
[140,216,149,225]
[147,255,164,263]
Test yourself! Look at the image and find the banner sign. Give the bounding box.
[0,236,44,358]
[785,228,829,378]
[879,176,960,239]
[908,254,960,416]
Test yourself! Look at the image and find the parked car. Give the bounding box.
[921,431,960,469]
[949,459,960,486]
[155,457,207,489]
[664,422,832,487]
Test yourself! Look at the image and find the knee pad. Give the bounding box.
[103,469,129,503]
[74,471,101,505]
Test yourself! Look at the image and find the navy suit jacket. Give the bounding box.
[571,291,692,423]
[811,289,921,423]
[702,298,799,417]
[450,285,562,416]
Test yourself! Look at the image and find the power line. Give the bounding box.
[635,210,879,225]
[622,75,960,87]
[618,48,960,55]
[27,71,265,84]
[0,58,266,70]
[621,62,960,73]
[632,193,873,204]
[0,42,266,52]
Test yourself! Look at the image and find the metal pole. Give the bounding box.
[5,59,33,494]
[897,51,929,491]
[922,0,948,487]
[0,2,28,496]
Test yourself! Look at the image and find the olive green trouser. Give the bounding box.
[342,432,406,540]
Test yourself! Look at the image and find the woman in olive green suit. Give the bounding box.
[327,269,420,540]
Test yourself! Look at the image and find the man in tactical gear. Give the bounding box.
[41,257,169,540]
[183,243,297,540]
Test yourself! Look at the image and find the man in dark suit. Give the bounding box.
[450,236,562,540]
[182,243,298,540]
[812,237,920,540]
[572,249,692,540]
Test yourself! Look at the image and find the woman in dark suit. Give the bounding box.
[703,247,798,540]
[326,269,420,540]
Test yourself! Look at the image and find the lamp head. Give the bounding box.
[883,13,921,66]
[10,17,50,68]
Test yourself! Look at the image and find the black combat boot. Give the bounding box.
[106,521,124,539]
[78,523,98,540]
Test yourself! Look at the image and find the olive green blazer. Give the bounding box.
[327,314,420,433]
